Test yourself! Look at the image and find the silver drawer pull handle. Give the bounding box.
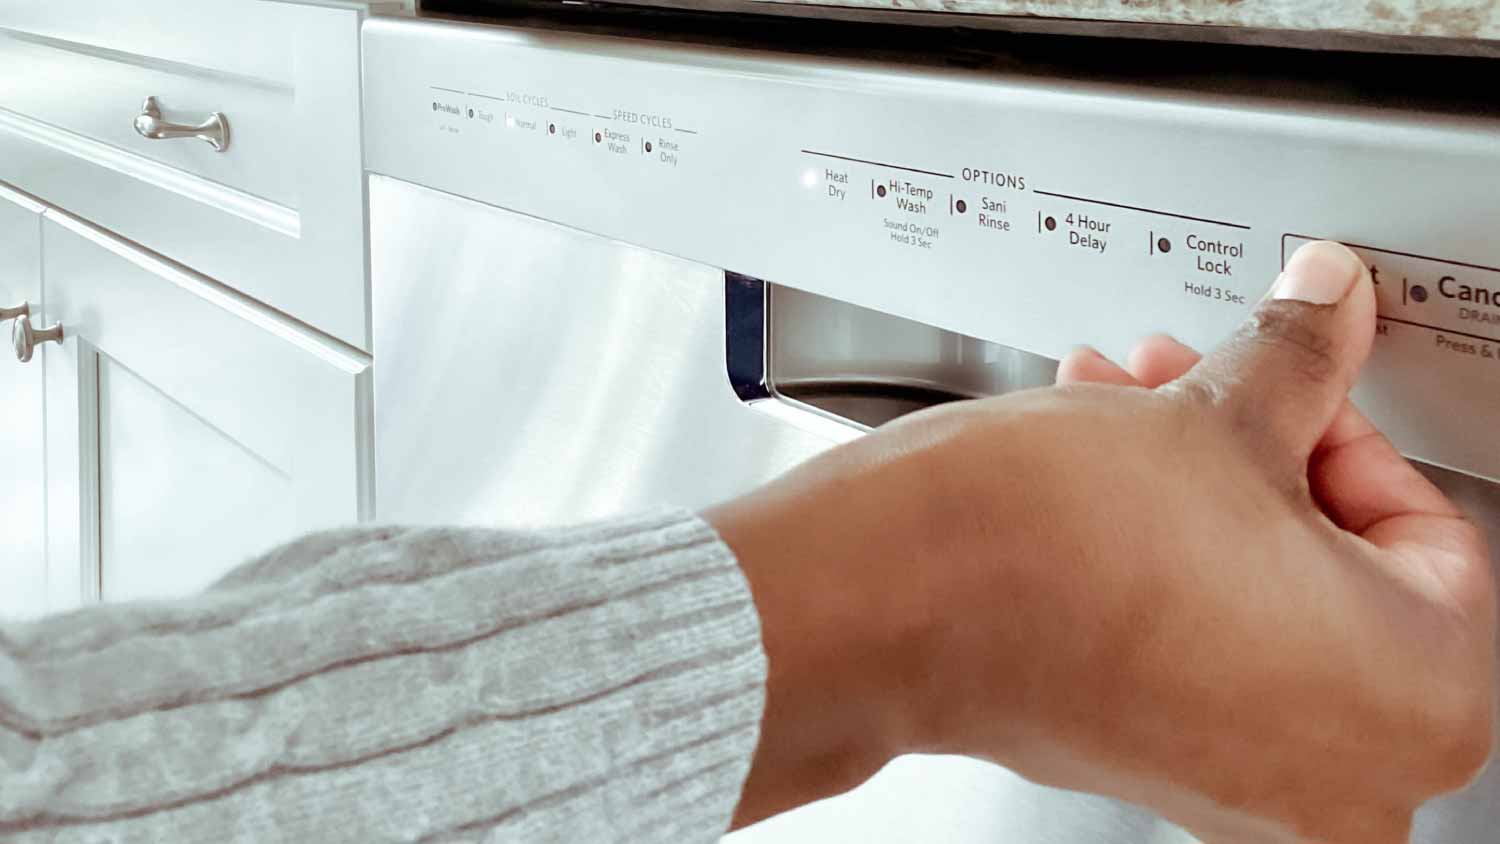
[0,302,29,322]
[133,96,230,152]
[12,314,62,363]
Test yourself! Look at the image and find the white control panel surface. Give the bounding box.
[363,18,1500,481]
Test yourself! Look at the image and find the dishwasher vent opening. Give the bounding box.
[727,273,1059,430]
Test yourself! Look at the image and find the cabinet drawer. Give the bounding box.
[0,35,299,210]
[0,0,379,347]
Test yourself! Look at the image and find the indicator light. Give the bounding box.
[956,199,968,214]
[877,185,888,198]
[1412,284,1429,303]
[1157,237,1172,253]
[1044,216,1057,231]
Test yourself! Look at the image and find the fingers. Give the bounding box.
[1153,241,1473,560]
[1309,402,1465,539]
[1148,327,1469,550]
[1123,331,1460,538]
[1127,335,1201,388]
[1309,410,1485,632]
[1172,241,1377,465]
[1056,338,1199,389]
[1056,347,1140,387]
[1059,295,1475,581]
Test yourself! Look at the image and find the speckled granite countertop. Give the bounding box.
[741,0,1499,38]
[589,0,1500,50]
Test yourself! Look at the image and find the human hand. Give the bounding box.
[709,241,1496,842]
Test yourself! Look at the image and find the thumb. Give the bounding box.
[1174,240,1376,465]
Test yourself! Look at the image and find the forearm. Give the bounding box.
[705,420,990,828]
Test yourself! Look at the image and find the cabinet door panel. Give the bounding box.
[0,183,46,620]
[42,211,371,604]
[97,356,298,601]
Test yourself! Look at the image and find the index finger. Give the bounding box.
[1309,403,1468,544]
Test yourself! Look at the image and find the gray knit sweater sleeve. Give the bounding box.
[0,509,767,843]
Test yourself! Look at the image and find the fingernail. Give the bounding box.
[1272,241,1365,305]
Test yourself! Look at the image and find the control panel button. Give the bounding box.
[1283,235,1500,349]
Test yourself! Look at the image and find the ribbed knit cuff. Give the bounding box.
[0,509,767,844]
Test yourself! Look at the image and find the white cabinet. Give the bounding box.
[0,1,380,609]
[40,211,372,606]
[0,0,390,348]
[0,184,46,620]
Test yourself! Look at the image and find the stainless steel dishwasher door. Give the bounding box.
[369,174,1500,843]
[370,174,845,526]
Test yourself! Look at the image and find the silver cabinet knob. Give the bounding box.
[133,96,230,152]
[0,302,28,322]
[12,314,62,363]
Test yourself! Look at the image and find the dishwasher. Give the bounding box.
[362,4,1500,841]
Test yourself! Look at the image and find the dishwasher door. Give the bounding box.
[369,174,843,526]
[370,174,1500,843]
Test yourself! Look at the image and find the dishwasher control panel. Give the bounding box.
[1285,235,1500,349]
[363,18,1500,481]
